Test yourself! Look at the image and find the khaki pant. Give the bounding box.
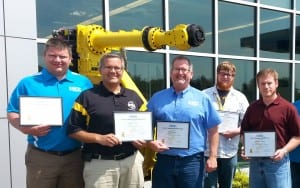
[25,144,84,188]
[83,151,144,188]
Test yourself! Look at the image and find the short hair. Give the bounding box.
[44,38,72,57]
[171,55,193,72]
[256,68,279,83]
[217,61,236,74]
[99,53,125,69]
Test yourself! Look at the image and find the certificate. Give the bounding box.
[20,96,63,126]
[156,121,190,149]
[217,111,240,132]
[113,111,153,142]
[244,132,276,157]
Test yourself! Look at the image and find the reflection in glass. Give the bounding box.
[110,1,162,30]
[297,1,300,11]
[219,59,256,102]
[260,9,291,59]
[38,43,45,70]
[36,0,103,38]
[169,0,213,53]
[295,64,300,100]
[219,2,255,56]
[126,51,164,100]
[260,0,291,9]
[260,62,292,101]
[295,15,300,60]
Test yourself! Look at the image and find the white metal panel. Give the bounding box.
[6,37,37,188]
[0,119,11,188]
[0,36,7,118]
[9,126,27,188]
[4,0,37,38]
[0,0,4,35]
[6,37,38,95]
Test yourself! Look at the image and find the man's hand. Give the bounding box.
[96,133,121,147]
[148,140,169,152]
[132,140,147,149]
[21,125,51,136]
[205,156,217,173]
[272,148,288,161]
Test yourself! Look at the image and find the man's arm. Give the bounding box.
[273,136,300,161]
[206,125,219,172]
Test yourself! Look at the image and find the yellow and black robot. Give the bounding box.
[52,23,205,179]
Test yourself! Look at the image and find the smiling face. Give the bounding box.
[170,56,193,92]
[43,38,72,80]
[44,47,72,79]
[99,55,124,87]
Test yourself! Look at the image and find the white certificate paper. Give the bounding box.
[20,96,63,126]
[217,111,240,132]
[113,111,153,142]
[156,121,190,149]
[244,132,276,157]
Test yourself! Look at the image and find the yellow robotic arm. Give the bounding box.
[53,24,205,110]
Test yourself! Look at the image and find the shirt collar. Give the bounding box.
[98,82,126,96]
[42,68,74,82]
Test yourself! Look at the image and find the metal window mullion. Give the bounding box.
[256,2,261,100]
[214,0,219,81]
[164,0,171,88]
[103,0,110,30]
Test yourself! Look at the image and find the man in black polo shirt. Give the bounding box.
[67,53,146,188]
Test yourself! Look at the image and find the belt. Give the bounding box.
[30,145,80,156]
[84,151,135,161]
[158,152,204,160]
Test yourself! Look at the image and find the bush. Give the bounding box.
[232,169,249,188]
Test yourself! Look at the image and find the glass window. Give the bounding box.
[295,15,300,60]
[260,61,292,101]
[36,0,103,38]
[38,43,45,70]
[297,1,300,11]
[169,0,213,53]
[126,51,165,100]
[219,59,256,102]
[219,2,255,57]
[295,63,300,100]
[260,0,291,9]
[260,9,291,59]
[110,1,162,30]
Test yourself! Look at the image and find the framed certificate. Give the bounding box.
[156,121,190,149]
[20,96,63,126]
[217,111,240,132]
[113,111,153,142]
[244,131,276,157]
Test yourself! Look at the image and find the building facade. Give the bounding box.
[1,0,300,187]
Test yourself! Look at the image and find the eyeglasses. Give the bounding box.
[172,68,190,74]
[102,66,123,72]
[218,72,235,77]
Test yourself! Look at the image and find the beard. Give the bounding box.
[217,80,233,91]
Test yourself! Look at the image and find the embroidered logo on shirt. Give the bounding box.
[128,101,137,111]
[188,100,199,106]
[69,86,82,92]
